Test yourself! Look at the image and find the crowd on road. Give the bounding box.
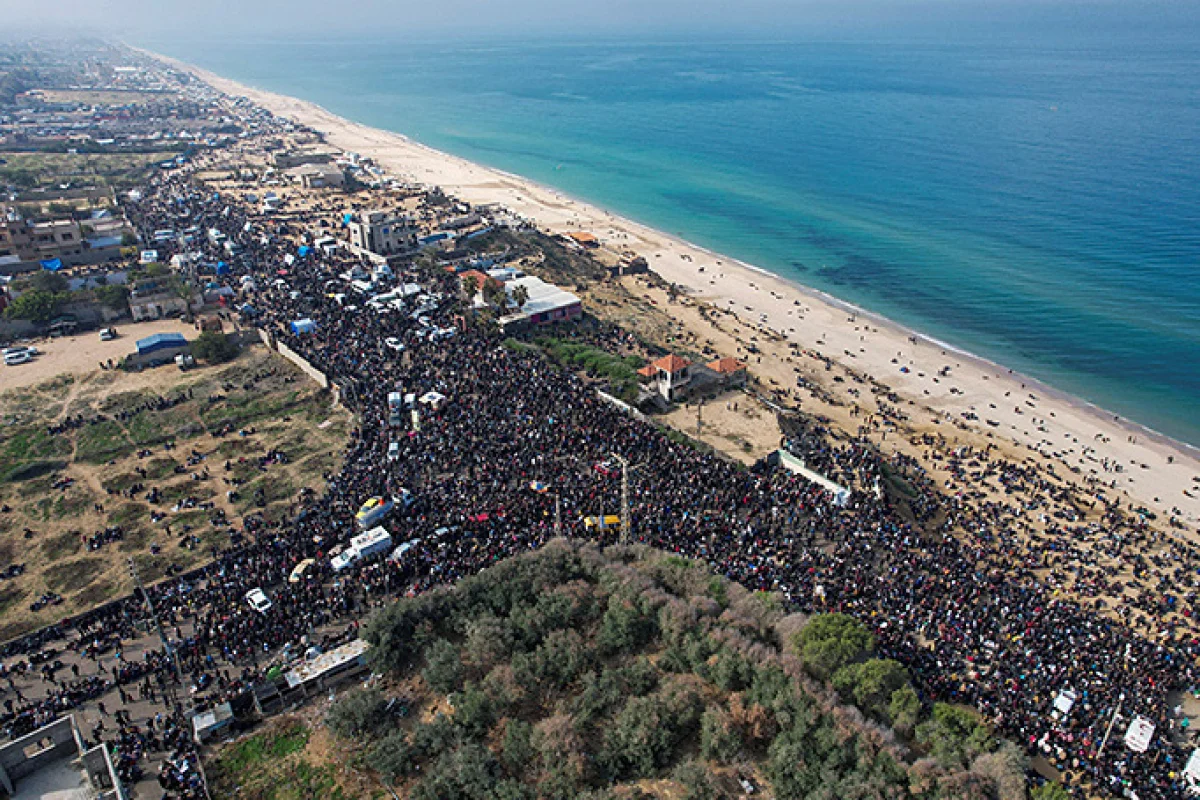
[1,152,1196,799]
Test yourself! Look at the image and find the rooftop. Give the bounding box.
[707,357,747,375]
[652,354,691,374]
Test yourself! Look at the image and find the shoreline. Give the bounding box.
[145,47,1200,527]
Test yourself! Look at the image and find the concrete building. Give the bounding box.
[0,214,83,262]
[0,715,126,799]
[129,280,196,322]
[496,275,582,330]
[706,357,748,389]
[284,162,345,189]
[347,211,417,256]
[648,354,692,402]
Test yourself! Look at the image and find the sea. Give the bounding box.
[147,30,1200,446]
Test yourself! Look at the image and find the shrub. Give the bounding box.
[326,688,392,739]
[916,703,995,769]
[791,613,874,680]
[192,330,237,364]
[672,760,724,800]
[422,639,465,695]
[699,707,742,763]
[831,658,909,721]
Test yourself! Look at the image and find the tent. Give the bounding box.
[40,258,63,272]
[290,319,316,335]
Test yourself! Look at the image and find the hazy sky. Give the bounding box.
[0,0,1195,39]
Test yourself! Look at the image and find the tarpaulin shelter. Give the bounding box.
[290,319,316,335]
[215,262,230,275]
[40,258,63,272]
[297,246,312,258]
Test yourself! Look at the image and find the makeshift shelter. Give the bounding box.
[290,319,316,335]
[40,258,63,272]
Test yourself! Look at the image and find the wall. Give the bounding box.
[0,716,80,794]
[276,339,329,389]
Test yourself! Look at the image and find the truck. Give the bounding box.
[355,496,394,530]
[330,526,393,572]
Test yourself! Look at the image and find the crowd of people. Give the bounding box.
[1,134,1196,799]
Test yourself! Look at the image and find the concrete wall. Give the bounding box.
[276,340,329,389]
[256,326,330,391]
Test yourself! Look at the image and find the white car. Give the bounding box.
[99,328,116,341]
[245,588,272,613]
[4,351,32,366]
[3,345,37,357]
[384,337,404,352]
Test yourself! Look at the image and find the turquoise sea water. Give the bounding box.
[147,34,1200,445]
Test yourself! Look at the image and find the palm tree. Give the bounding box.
[511,284,529,311]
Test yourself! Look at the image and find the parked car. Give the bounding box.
[245,588,272,613]
[3,351,32,366]
[99,328,117,341]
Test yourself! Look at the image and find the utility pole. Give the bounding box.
[1097,692,1125,759]
[611,452,631,546]
[128,558,183,700]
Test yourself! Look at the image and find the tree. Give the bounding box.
[699,707,742,764]
[501,719,535,776]
[94,284,129,313]
[1031,781,1072,800]
[191,330,237,364]
[511,283,530,310]
[3,289,62,322]
[327,688,393,739]
[672,760,724,800]
[792,613,874,680]
[422,639,465,695]
[831,658,909,721]
[30,272,68,294]
[915,703,995,769]
[888,684,921,738]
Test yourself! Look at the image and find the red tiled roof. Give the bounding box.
[637,364,657,378]
[652,354,691,373]
[707,357,746,375]
[459,270,495,290]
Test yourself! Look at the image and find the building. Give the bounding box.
[0,715,126,799]
[706,357,748,389]
[649,354,692,402]
[0,213,82,262]
[563,231,599,249]
[129,281,195,321]
[497,275,582,329]
[347,210,418,256]
[284,162,345,189]
[131,332,189,366]
[271,150,337,170]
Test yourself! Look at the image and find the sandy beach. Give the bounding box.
[156,52,1200,530]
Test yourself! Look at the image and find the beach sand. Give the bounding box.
[159,53,1200,530]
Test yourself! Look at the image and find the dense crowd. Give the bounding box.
[1,150,1196,799]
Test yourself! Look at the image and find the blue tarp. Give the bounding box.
[297,246,313,258]
[343,213,354,225]
[136,332,187,355]
[290,319,316,335]
[240,304,257,316]
[40,258,63,272]
[215,262,230,275]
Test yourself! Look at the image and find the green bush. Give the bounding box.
[791,613,874,680]
[831,658,909,722]
[422,639,465,695]
[326,688,393,740]
[915,703,995,769]
[192,330,237,364]
[699,707,742,763]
